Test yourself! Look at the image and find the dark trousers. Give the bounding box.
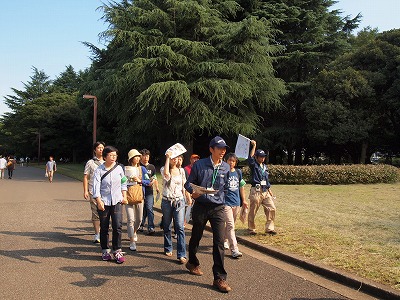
[98,203,122,252]
[188,202,227,280]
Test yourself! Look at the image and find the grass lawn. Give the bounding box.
[50,164,400,291]
[236,184,400,291]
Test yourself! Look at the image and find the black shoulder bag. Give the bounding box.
[101,163,119,182]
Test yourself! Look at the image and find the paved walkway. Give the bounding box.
[0,166,392,299]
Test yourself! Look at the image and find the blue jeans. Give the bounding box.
[98,203,123,252]
[141,193,155,230]
[161,198,186,259]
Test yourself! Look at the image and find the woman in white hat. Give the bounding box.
[125,149,150,251]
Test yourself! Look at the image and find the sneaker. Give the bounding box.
[138,225,144,232]
[178,257,187,264]
[129,242,137,251]
[213,279,232,293]
[148,228,155,235]
[133,233,138,242]
[266,230,277,235]
[185,262,203,276]
[232,250,243,258]
[93,233,100,243]
[102,251,112,261]
[248,229,257,235]
[165,252,173,257]
[113,250,125,264]
[224,241,229,250]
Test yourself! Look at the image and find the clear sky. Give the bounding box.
[0,0,399,115]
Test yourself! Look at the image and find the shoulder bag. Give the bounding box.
[127,166,143,205]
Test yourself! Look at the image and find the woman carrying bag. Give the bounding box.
[125,149,150,251]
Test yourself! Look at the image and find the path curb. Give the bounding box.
[235,235,400,300]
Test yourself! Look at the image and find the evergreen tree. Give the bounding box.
[52,65,83,94]
[4,66,51,111]
[306,28,400,163]
[242,0,360,164]
[81,0,286,151]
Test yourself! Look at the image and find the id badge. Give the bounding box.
[207,187,214,197]
[260,180,267,186]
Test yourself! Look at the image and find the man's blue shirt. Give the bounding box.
[248,155,271,190]
[184,157,230,205]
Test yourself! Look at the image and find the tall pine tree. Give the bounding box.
[81,0,286,151]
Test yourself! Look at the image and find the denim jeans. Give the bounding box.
[141,193,155,230]
[161,198,186,259]
[188,201,227,280]
[98,203,123,252]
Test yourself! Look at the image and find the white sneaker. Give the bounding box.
[232,250,242,258]
[224,241,229,250]
[133,233,138,242]
[93,233,100,243]
[129,242,137,251]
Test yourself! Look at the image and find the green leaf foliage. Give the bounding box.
[242,164,400,184]
[81,0,286,149]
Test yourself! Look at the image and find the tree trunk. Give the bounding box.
[72,148,77,164]
[360,141,368,164]
[294,148,303,165]
[287,148,294,165]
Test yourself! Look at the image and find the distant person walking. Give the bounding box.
[0,156,7,179]
[93,146,127,264]
[7,156,16,179]
[184,136,232,293]
[83,141,105,243]
[247,140,276,235]
[45,156,57,183]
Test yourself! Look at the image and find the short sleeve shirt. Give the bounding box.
[84,158,104,195]
[141,163,157,195]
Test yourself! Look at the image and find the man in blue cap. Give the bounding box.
[184,136,232,293]
[247,139,276,235]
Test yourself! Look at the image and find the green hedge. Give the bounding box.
[241,164,400,184]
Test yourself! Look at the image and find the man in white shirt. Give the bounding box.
[0,156,7,179]
[83,142,105,243]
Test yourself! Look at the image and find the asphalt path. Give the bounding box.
[0,166,383,300]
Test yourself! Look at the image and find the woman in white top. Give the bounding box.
[161,150,191,263]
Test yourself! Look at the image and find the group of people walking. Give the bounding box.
[82,136,277,293]
[0,155,16,179]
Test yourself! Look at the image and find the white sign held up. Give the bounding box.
[235,134,250,159]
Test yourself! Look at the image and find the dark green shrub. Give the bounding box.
[241,164,400,184]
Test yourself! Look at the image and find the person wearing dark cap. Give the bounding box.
[247,140,276,235]
[184,136,232,293]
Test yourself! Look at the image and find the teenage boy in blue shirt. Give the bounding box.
[184,136,232,293]
[247,139,276,235]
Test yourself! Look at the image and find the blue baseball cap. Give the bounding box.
[255,149,267,157]
[209,136,229,148]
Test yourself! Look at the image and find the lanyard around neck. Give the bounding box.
[211,165,220,186]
